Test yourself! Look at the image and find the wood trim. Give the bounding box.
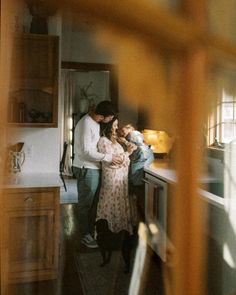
[61,61,114,71]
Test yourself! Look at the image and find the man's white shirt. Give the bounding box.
[73,114,112,169]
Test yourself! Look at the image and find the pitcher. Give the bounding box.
[11,151,25,173]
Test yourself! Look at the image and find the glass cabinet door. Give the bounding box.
[9,34,59,127]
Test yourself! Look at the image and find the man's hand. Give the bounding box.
[112,154,123,165]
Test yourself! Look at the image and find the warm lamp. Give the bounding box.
[142,129,173,156]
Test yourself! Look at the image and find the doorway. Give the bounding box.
[60,62,118,175]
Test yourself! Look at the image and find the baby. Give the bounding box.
[119,124,154,186]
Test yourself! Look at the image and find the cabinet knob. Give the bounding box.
[24,196,34,202]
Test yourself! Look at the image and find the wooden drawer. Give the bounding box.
[1,186,60,291]
[3,189,55,210]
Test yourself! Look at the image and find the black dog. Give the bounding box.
[95,219,131,273]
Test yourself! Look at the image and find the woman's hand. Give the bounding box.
[118,136,127,144]
[112,154,123,165]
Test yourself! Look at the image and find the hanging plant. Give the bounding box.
[79,81,98,111]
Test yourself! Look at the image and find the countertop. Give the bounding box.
[144,160,177,183]
[144,160,224,208]
[1,173,62,189]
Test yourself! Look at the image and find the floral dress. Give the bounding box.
[96,136,133,234]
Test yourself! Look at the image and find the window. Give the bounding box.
[208,73,236,145]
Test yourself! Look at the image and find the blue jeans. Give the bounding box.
[73,167,100,236]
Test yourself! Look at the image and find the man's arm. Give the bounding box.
[74,124,112,163]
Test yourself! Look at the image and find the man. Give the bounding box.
[73,100,121,248]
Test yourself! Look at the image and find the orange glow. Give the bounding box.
[142,129,173,154]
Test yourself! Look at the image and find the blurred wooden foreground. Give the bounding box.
[1,0,236,294]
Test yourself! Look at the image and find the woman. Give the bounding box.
[96,116,134,234]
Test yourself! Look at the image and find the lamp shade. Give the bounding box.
[142,129,173,154]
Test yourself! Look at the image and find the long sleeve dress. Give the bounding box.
[96,136,133,234]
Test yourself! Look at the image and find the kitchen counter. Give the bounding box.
[144,160,177,183]
[1,173,62,189]
[144,160,224,208]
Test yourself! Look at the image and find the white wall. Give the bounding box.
[8,128,60,173]
[61,11,138,127]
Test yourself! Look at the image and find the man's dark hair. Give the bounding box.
[95,100,117,117]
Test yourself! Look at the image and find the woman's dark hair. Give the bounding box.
[95,100,117,116]
[101,116,118,142]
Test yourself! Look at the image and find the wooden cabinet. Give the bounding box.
[1,187,60,286]
[8,34,59,127]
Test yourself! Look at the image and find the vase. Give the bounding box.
[30,16,48,34]
[79,98,89,113]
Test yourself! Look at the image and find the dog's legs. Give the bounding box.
[122,243,131,273]
[105,251,112,264]
[100,249,107,267]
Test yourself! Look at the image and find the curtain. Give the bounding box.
[60,70,76,176]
